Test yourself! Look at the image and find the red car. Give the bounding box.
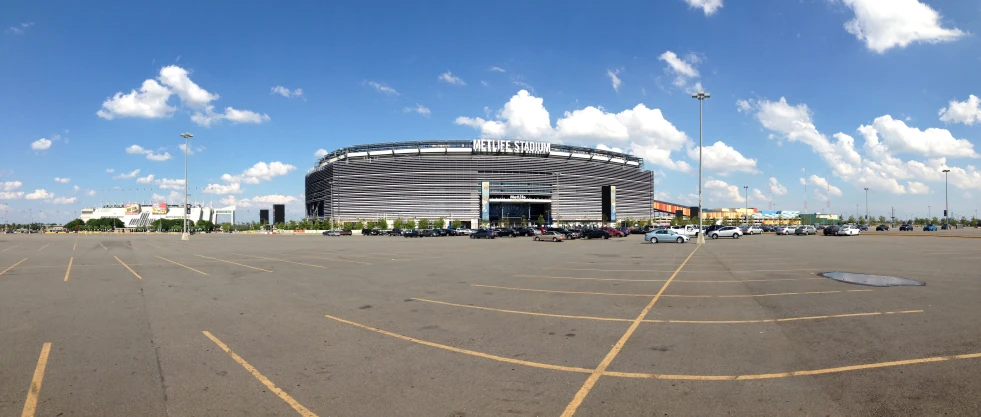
[601,227,624,237]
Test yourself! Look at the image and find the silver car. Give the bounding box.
[709,226,742,239]
[795,225,817,235]
[775,226,796,235]
[644,229,690,243]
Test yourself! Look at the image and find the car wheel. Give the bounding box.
[552,237,557,242]
[470,235,474,239]
[651,237,658,244]
[603,236,609,239]
[534,236,540,241]
[711,234,718,239]
[676,237,684,243]
[733,234,740,239]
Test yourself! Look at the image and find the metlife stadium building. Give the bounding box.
[304,140,689,227]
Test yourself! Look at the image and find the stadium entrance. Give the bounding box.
[488,200,551,226]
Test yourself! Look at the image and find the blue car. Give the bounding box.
[923,224,938,231]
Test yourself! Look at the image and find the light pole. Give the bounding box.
[180,132,193,240]
[691,91,710,244]
[863,187,869,225]
[743,185,748,226]
[928,205,931,221]
[942,169,950,229]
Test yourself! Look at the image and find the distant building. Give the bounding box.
[259,209,270,225]
[79,204,234,229]
[273,204,285,225]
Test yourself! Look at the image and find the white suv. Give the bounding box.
[709,226,742,239]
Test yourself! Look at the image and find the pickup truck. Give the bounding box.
[669,225,701,237]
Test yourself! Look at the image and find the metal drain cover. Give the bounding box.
[820,272,925,287]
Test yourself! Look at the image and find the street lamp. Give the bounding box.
[691,91,710,244]
[863,187,869,225]
[180,132,193,241]
[743,185,748,226]
[942,169,950,230]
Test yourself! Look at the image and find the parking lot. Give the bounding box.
[2,230,981,416]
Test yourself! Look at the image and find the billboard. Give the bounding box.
[124,203,141,215]
[602,185,616,223]
[152,202,168,215]
[610,185,616,222]
[480,182,490,221]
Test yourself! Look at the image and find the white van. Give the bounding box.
[669,224,701,237]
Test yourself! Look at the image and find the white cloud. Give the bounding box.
[96,79,175,120]
[220,161,296,185]
[271,85,304,99]
[25,189,53,200]
[841,0,964,53]
[769,177,788,196]
[686,141,759,176]
[658,51,703,92]
[939,95,981,126]
[136,174,156,184]
[860,115,977,158]
[177,143,201,155]
[403,104,431,116]
[73,185,80,193]
[202,183,243,195]
[105,168,115,173]
[191,106,271,127]
[232,194,298,207]
[736,99,752,113]
[489,66,506,73]
[52,196,76,205]
[907,181,930,194]
[704,178,744,204]
[126,144,172,161]
[6,22,34,35]
[31,138,52,151]
[157,65,219,108]
[156,178,185,190]
[606,69,622,92]
[438,72,466,86]
[481,80,488,86]
[0,191,24,199]
[683,0,723,16]
[152,191,183,202]
[1,181,23,191]
[806,174,843,197]
[86,190,96,196]
[314,149,328,158]
[54,177,70,184]
[113,169,141,180]
[365,81,399,95]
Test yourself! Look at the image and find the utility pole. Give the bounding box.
[180,132,194,241]
[943,169,950,230]
[743,185,749,226]
[691,91,710,244]
[864,188,869,225]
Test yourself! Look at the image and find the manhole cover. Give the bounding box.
[819,272,925,287]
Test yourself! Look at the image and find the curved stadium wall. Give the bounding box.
[304,140,655,226]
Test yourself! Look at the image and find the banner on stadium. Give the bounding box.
[610,185,616,222]
[480,182,490,221]
[152,202,168,215]
[124,203,141,215]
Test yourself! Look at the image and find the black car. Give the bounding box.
[823,225,840,235]
[496,228,518,237]
[389,228,404,236]
[471,229,496,239]
[442,228,457,236]
[899,224,913,231]
[582,229,611,239]
[403,229,423,238]
[515,227,538,236]
[875,224,889,231]
[550,228,580,239]
[941,223,954,230]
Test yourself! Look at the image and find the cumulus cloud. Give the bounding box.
[489,66,506,73]
[177,143,203,155]
[736,99,752,113]
[606,69,622,92]
[841,0,964,53]
[202,183,243,195]
[97,65,268,126]
[113,169,141,180]
[25,189,53,200]
[73,185,80,193]
[126,144,172,161]
[156,178,184,190]
[6,22,34,35]
[31,138,52,151]
[227,194,298,207]
[683,0,723,16]
[658,51,703,93]
[403,104,431,116]
[52,196,76,205]
[271,85,304,99]
[136,174,155,184]
[769,177,788,196]
[703,178,743,204]
[86,190,96,197]
[939,95,981,126]
[314,149,328,158]
[54,177,70,184]
[0,191,23,199]
[456,90,700,172]
[2,181,23,191]
[686,141,759,175]
[365,81,399,95]
[105,168,115,173]
[220,161,296,185]
[438,72,466,86]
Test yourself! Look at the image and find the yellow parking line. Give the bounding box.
[156,256,209,276]
[37,244,49,251]
[202,331,318,417]
[64,257,73,282]
[114,256,143,280]
[20,342,52,417]
[1,258,28,276]
[515,274,824,283]
[472,284,872,298]
[194,255,272,273]
[234,252,370,266]
[2,244,22,252]
[323,314,593,374]
[413,298,633,322]
[72,241,76,251]
[99,243,107,251]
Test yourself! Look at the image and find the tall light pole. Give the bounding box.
[743,185,749,225]
[863,187,869,225]
[942,169,950,229]
[180,132,193,240]
[691,91,710,244]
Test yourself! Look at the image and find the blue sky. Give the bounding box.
[3,0,981,224]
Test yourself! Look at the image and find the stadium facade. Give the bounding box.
[304,140,690,227]
[79,203,234,228]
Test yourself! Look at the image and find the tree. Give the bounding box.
[451,219,461,228]
[393,218,403,229]
[404,218,416,229]
[931,216,939,225]
[64,218,85,230]
[537,214,545,226]
[220,222,232,232]
[365,220,375,229]
[354,219,365,229]
[434,217,446,229]
[878,215,886,224]
[378,218,389,230]
[521,216,527,227]
[846,215,856,224]
[418,218,430,229]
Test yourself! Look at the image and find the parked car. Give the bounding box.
[709,226,743,239]
[795,225,817,235]
[858,224,869,231]
[582,229,611,239]
[339,229,353,236]
[941,223,954,230]
[875,224,890,231]
[923,224,938,231]
[823,225,840,236]
[745,226,763,235]
[645,229,690,243]
[495,228,518,237]
[534,231,565,242]
[775,226,796,235]
[899,224,913,231]
[322,230,341,236]
[403,229,423,238]
[670,224,702,237]
[837,225,861,236]
[470,229,497,239]
[388,228,404,236]
[605,228,625,238]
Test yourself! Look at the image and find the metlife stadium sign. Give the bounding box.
[471,139,550,155]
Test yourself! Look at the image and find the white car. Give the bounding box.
[454,228,472,236]
[837,226,861,236]
[745,226,763,235]
[775,226,796,235]
[709,226,742,239]
[645,229,690,243]
[669,224,701,237]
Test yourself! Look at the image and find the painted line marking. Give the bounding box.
[64,257,73,282]
[543,267,819,273]
[2,244,23,252]
[156,256,209,276]
[37,243,49,251]
[1,258,28,276]
[514,274,824,283]
[114,256,143,280]
[125,243,139,250]
[99,243,107,251]
[473,284,871,298]
[202,331,318,417]
[194,255,272,273]
[21,342,52,417]
[72,241,76,251]
[323,314,593,374]
[233,252,368,268]
[560,245,699,417]
[412,298,924,324]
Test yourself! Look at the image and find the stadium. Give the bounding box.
[304,140,693,228]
